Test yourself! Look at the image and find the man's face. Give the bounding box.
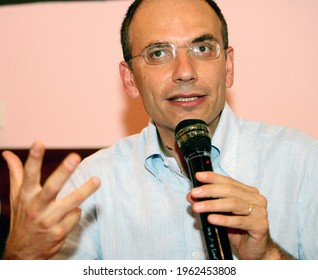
[122,0,234,137]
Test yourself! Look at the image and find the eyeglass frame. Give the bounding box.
[126,38,228,66]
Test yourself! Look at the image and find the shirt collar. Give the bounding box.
[144,120,164,178]
[144,102,240,179]
[144,119,162,158]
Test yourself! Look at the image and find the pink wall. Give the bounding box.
[0,0,317,148]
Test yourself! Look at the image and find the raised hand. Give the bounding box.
[2,142,100,259]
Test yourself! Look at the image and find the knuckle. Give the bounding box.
[234,217,245,228]
[38,218,53,230]
[259,206,268,220]
[258,194,268,208]
[42,182,56,198]
[51,226,67,242]
[26,210,37,221]
[23,169,38,183]
[25,205,39,221]
[249,186,260,194]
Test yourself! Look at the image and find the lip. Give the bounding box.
[168,93,206,107]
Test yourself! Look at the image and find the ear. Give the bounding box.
[119,61,140,99]
[225,47,234,88]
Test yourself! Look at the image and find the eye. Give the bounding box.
[191,41,222,60]
[145,45,174,64]
[198,44,211,53]
[192,42,213,55]
[149,49,167,59]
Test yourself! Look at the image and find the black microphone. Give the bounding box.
[175,119,233,260]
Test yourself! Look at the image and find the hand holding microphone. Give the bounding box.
[175,119,282,260]
[175,119,233,260]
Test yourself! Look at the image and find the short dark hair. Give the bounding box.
[120,0,229,69]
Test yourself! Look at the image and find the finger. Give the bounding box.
[2,151,24,204]
[190,183,259,205]
[22,142,46,192]
[62,177,101,209]
[207,210,269,236]
[193,197,253,216]
[34,208,82,260]
[39,153,81,205]
[42,177,101,225]
[186,192,196,204]
[195,172,259,193]
[50,208,82,243]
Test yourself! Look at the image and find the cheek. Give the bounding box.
[133,66,154,89]
[133,72,159,108]
[136,68,169,98]
[201,65,227,91]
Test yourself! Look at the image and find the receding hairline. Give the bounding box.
[121,0,229,67]
[129,0,225,42]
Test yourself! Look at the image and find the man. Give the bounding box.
[2,0,318,259]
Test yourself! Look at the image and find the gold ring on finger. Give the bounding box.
[247,203,253,216]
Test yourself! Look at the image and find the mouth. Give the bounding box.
[168,94,205,106]
[170,96,201,102]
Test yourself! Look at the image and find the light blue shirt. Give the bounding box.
[54,103,318,260]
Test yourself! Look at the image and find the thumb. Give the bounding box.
[2,151,24,206]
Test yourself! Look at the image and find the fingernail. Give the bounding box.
[31,145,41,156]
[192,188,202,196]
[65,154,81,170]
[65,155,80,169]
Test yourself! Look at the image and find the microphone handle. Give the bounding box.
[187,154,233,260]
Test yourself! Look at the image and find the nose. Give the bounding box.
[172,49,198,83]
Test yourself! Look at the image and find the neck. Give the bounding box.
[154,116,220,176]
[156,125,189,176]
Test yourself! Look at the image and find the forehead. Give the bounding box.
[129,0,222,50]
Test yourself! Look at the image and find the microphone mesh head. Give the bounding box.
[175,119,211,159]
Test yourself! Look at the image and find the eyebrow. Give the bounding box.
[144,41,171,49]
[192,34,218,44]
[143,34,218,50]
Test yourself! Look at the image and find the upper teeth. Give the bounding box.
[174,97,199,102]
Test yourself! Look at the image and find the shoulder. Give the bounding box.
[239,118,318,153]
[81,128,148,167]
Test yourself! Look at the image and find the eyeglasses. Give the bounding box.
[128,40,225,65]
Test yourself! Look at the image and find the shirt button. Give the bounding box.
[163,160,169,167]
[192,252,200,259]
